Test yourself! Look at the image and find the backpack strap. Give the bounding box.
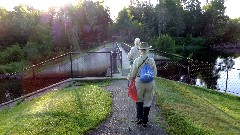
[138,56,148,69]
[136,56,148,77]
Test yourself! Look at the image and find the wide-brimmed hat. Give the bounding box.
[138,42,152,50]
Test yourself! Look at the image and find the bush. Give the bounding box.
[23,41,40,63]
[150,35,176,53]
[174,35,206,47]
[0,65,12,74]
[0,62,25,74]
[0,44,24,64]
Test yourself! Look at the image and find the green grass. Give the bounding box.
[0,81,112,135]
[155,78,240,135]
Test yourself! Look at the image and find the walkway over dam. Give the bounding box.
[1,42,240,106]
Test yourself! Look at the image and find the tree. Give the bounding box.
[182,0,202,37]
[79,1,111,44]
[155,0,167,36]
[202,0,229,44]
[150,34,176,53]
[222,19,240,43]
[123,1,158,41]
[140,1,158,40]
[115,8,135,42]
[162,0,185,37]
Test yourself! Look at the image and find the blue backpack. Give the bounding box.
[139,57,154,83]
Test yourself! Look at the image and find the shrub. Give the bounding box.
[0,44,24,64]
[23,41,40,63]
[150,35,176,53]
[0,62,25,74]
[175,35,206,47]
[0,65,11,74]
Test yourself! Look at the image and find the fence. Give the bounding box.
[121,43,240,97]
[1,42,239,106]
[0,48,122,105]
[158,50,240,96]
[121,43,132,53]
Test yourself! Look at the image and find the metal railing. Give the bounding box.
[121,43,132,53]
[1,42,239,106]
[121,43,240,97]
[157,50,240,96]
[0,49,122,105]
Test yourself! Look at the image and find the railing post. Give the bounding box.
[112,51,119,73]
[225,70,228,93]
[187,58,191,84]
[110,52,113,78]
[120,50,122,70]
[70,52,73,79]
[32,65,36,81]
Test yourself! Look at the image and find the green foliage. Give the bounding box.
[174,35,206,47]
[0,65,12,74]
[155,78,240,135]
[1,1,112,66]
[0,44,24,64]
[113,0,240,47]
[136,2,158,40]
[222,19,240,43]
[164,0,185,37]
[202,0,229,44]
[23,40,52,64]
[150,35,176,53]
[23,41,40,63]
[0,83,112,134]
[79,1,112,44]
[0,62,25,74]
[114,8,141,42]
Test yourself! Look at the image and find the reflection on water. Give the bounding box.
[216,57,240,96]
[195,57,240,97]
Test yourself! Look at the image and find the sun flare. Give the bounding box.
[0,0,79,11]
[0,0,239,19]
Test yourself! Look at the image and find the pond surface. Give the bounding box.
[182,48,240,97]
[194,57,240,96]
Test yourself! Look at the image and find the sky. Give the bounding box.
[0,0,239,19]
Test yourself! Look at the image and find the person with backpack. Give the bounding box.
[127,38,141,66]
[127,42,157,127]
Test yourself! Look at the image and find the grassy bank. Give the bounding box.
[155,78,240,134]
[0,80,112,135]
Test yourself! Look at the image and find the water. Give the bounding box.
[192,49,240,97]
[215,57,240,96]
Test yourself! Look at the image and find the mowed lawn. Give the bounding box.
[0,81,112,135]
[155,78,240,135]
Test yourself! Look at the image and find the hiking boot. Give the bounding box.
[142,107,150,127]
[136,102,143,124]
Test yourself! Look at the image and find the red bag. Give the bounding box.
[128,77,138,102]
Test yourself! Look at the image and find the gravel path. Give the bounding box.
[87,80,167,135]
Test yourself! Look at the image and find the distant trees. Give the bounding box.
[113,0,240,51]
[0,1,112,73]
[113,8,144,42]
[201,0,229,44]
[1,0,240,74]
